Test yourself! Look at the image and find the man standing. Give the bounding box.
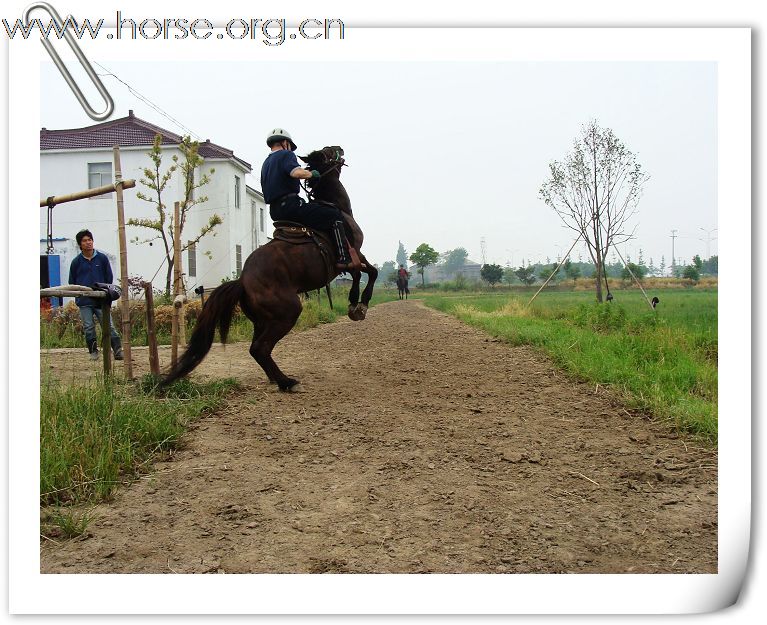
[260,128,361,271]
[68,229,123,361]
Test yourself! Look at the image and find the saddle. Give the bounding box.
[272,221,336,280]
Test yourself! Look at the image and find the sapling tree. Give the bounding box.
[409,243,439,286]
[481,263,504,286]
[514,265,537,286]
[129,133,221,296]
[540,120,648,302]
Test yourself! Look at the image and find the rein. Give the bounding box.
[303,161,344,200]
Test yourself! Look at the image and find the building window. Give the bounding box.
[235,244,242,276]
[188,241,197,278]
[259,206,265,232]
[87,162,112,198]
[234,176,241,209]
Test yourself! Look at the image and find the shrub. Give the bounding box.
[572,302,627,332]
[682,265,701,284]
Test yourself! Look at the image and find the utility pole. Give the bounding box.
[480,237,487,265]
[699,227,718,259]
[670,229,678,276]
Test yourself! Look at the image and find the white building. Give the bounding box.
[40,110,269,300]
[409,260,483,284]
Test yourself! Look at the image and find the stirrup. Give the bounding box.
[336,246,363,272]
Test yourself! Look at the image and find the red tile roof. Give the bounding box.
[40,110,251,171]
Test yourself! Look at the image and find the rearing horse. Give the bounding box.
[300,147,377,320]
[162,146,377,392]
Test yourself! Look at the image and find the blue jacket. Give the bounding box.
[68,250,114,307]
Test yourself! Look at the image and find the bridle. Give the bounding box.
[302,147,346,199]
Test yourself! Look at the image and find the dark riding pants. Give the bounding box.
[270,194,343,233]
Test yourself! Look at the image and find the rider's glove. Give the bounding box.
[310,170,321,179]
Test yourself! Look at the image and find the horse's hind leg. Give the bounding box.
[248,296,302,391]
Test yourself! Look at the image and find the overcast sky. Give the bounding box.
[40,58,717,270]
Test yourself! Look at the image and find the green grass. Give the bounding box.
[42,506,98,540]
[415,288,718,442]
[40,374,239,508]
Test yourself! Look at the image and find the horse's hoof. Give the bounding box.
[278,378,301,392]
[353,303,368,320]
[347,305,363,321]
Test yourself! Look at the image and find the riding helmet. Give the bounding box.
[266,128,297,151]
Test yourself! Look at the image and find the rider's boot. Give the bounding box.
[332,221,363,272]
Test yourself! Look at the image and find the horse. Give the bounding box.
[396,275,409,300]
[301,146,378,320]
[162,146,377,392]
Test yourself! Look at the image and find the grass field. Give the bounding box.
[412,288,717,442]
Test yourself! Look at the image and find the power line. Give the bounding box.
[93,61,202,140]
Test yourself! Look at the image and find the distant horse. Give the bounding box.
[396,275,409,300]
[162,146,377,392]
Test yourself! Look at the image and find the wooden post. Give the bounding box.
[40,287,112,378]
[527,235,582,307]
[174,294,186,361]
[39,180,135,206]
[171,202,181,367]
[614,247,656,310]
[113,146,133,378]
[142,281,160,376]
[101,298,111,376]
[174,203,187,346]
[173,201,187,346]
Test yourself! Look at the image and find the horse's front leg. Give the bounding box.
[347,252,377,321]
[347,269,363,320]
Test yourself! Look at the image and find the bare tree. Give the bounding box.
[539,120,648,302]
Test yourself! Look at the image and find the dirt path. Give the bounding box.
[40,300,717,573]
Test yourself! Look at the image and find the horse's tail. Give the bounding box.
[161,280,244,386]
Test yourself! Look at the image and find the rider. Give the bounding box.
[397,264,409,281]
[260,128,361,272]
